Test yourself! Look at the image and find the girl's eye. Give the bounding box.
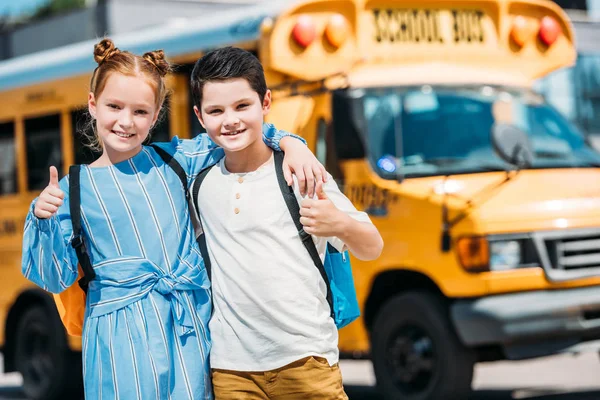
[208,109,222,115]
[135,110,149,115]
[108,104,120,109]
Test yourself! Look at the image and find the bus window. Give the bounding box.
[356,86,600,179]
[578,54,600,136]
[316,118,344,183]
[316,119,327,165]
[25,114,62,190]
[0,121,16,195]
[189,92,206,138]
[147,97,171,144]
[71,108,99,165]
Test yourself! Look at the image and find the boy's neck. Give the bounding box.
[224,141,273,173]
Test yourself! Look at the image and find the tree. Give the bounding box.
[30,0,86,21]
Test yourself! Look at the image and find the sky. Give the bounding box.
[0,0,48,18]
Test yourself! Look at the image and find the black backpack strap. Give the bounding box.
[69,165,96,293]
[150,144,214,279]
[150,144,188,194]
[191,165,215,215]
[191,165,216,279]
[273,151,334,317]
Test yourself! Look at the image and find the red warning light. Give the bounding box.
[292,15,316,48]
[538,16,561,46]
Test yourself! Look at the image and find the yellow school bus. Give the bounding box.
[2,0,600,399]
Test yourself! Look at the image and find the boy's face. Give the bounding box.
[194,78,271,153]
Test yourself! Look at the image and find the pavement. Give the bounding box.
[1,352,600,399]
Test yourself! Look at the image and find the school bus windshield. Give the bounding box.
[350,85,600,179]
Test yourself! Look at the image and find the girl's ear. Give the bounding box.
[88,92,97,118]
[193,105,206,129]
[262,90,272,116]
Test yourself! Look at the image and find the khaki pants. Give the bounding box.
[212,356,349,400]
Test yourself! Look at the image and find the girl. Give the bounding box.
[21,39,323,399]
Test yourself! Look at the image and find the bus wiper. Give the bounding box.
[422,157,511,173]
[534,151,600,168]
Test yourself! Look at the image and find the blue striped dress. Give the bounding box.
[21,126,291,400]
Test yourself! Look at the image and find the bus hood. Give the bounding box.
[429,169,600,232]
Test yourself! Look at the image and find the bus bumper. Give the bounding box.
[451,285,600,360]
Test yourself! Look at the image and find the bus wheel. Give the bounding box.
[371,291,475,400]
[14,305,82,400]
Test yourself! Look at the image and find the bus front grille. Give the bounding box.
[533,228,600,281]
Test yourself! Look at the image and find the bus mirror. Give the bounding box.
[587,134,600,153]
[491,123,533,168]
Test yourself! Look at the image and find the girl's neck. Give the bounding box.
[224,141,272,174]
[90,145,143,167]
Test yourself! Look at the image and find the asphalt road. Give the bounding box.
[1,352,599,399]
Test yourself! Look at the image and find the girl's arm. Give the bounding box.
[22,172,79,294]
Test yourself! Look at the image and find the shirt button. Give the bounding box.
[238,177,244,183]
[235,193,241,199]
[234,208,240,214]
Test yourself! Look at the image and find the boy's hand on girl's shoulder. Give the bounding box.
[299,182,347,237]
[280,138,327,197]
[34,166,65,219]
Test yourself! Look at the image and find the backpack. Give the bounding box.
[54,144,210,336]
[190,151,360,329]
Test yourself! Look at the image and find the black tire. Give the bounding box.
[14,305,83,400]
[371,291,475,400]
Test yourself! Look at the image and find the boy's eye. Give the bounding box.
[237,103,249,109]
[208,109,222,115]
[135,110,149,115]
[107,104,120,109]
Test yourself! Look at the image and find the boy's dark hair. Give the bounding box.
[190,46,267,108]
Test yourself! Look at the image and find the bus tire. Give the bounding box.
[14,304,82,400]
[371,291,475,400]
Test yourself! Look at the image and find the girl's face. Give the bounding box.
[88,73,160,162]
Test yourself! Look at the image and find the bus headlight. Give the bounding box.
[490,241,521,271]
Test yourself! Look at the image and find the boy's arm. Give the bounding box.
[299,179,384,261]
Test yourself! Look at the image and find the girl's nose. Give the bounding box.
[119,113,134,129]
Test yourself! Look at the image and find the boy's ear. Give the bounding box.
[193,105,206,129]
[262,89,272,115]
[88,92,97,118]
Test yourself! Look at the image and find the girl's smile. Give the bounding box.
[88,73,159,166]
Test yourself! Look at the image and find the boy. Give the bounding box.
[191,47,384,399]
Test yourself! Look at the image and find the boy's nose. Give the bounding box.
[223,113,240,127]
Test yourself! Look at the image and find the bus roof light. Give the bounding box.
[510,16,534,47]
[539,16,561,46]
[292,15,316,48]
[325,14,349,48]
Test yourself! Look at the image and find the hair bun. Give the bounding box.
[94,38,120,65]
[143,50,171,77]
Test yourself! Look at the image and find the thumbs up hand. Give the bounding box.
[299,181,347,237]
[34,166,65,219]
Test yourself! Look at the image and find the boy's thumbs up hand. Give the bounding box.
[34,166,65,219]
[299,182,346,237]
